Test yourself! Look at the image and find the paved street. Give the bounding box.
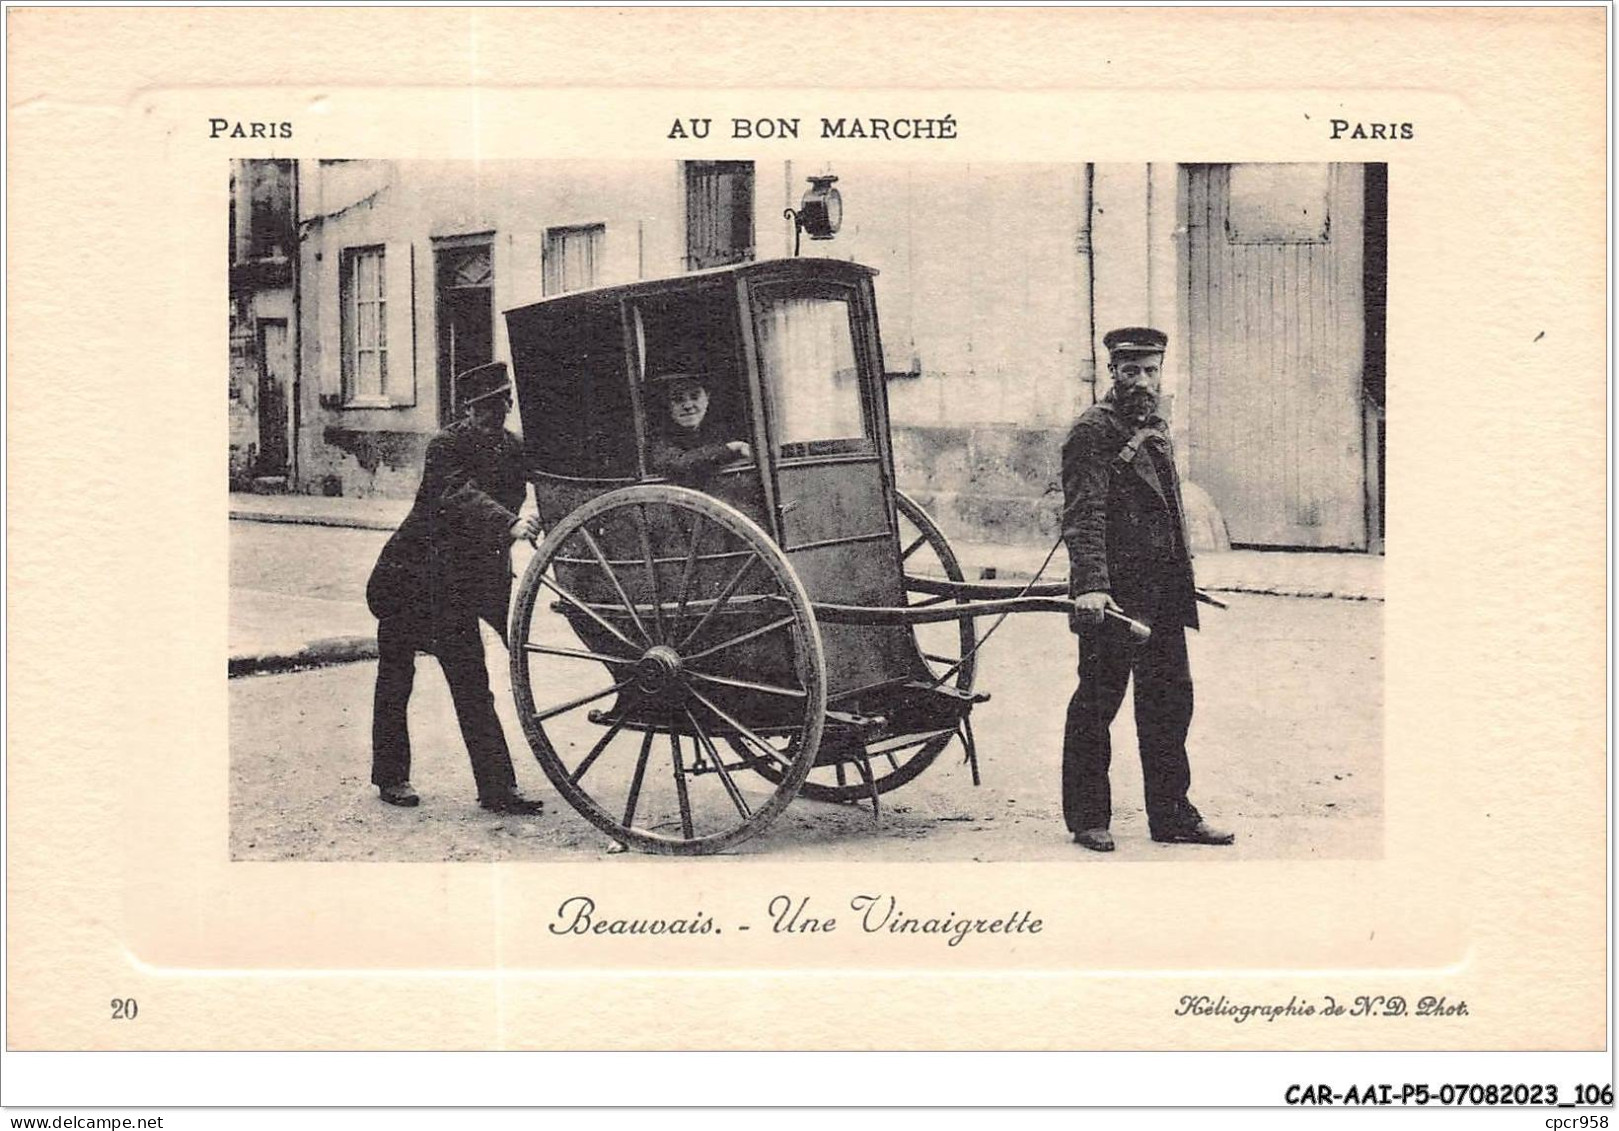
[230,521,1381,862]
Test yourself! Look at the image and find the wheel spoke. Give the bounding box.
[900,532,929,561]
[834,761,847,787]
[571,719,627,785]
[681,615,796,663]
[675,553,758,651]
[622,730,654,828]
[532,679,632,723]
[537,573,644,655]
[684,670,806,699]
[673,513,708,627]
[920,651,963,665]
[686,709,752,820]
[578,527,653,647]
[689,687,794,769]
[669,732,695,839]
[523,642,638,666]
[633,504,668,643]
[931,658,968,685]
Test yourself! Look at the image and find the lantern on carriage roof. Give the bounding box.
[784,174,842,256]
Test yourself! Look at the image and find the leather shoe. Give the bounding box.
[1151,819,1235,846]
[480,790,545,815]
[1073,827,1115,852]
[378,782,420,808]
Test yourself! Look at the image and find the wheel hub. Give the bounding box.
[634,645,685,696]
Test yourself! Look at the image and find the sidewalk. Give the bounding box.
[949,540,1384,602]
[230,492,411,531]
[229,491,1383,677]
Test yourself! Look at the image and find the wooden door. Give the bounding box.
[256,319,290,478]
[435,241,494,426]
[1185,164,1367,548]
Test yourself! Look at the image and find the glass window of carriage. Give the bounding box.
[751,284,873,460]
[630,286,754,477]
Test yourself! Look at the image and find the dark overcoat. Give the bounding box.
[1060,398,1198,631]
[648,419,741,483]
[366,419,527,639]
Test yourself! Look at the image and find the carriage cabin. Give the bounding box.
[504,257,928,707]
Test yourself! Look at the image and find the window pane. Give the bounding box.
[756,293,866,455]
[358,350,381,397]
[343,247,392,402]
[684,161,755,269]
[544,225,604,296]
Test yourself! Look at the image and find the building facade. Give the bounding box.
[245,159,1385,552]
[227,158,298,490]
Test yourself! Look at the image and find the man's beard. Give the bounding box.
[1120,392,1157,421]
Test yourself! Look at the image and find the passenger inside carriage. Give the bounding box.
[646,371,753,483]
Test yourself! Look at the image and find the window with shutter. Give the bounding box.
[336,242,415,407]
[543,225,605,295]
[341,246,388,403]
[684,161,755,270]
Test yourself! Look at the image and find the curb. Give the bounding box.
[229,635,379,678]
[1200,583,1382,602]
[960,563,1383,603]
[230,509,401,532]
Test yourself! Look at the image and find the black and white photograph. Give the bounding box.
[227,158,1386,861]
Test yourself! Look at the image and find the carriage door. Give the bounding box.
[1184,163,1369,549]
[750,280,914,699]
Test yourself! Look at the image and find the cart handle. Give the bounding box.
[904,573,1227,609]
[813,596,1152,641]
[904,575,1068,600]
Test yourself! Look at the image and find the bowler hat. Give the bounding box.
[1102,327,1169,356]
[457,361,512,410]
[650,370,708,389]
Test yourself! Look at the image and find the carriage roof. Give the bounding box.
[507,256,878,315]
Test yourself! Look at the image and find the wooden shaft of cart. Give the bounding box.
[814,592,1151,641]
[903,575,1227,608]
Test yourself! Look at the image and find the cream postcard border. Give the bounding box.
[5,8,1606,1054]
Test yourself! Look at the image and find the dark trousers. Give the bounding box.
[370,614,518,802]
[1061,619,1194,833]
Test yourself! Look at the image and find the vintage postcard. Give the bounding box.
[4,4,1609,1109]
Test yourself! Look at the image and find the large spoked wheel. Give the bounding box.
[744,491,977,804]
[509,485,826,855]
[895,490,978,697]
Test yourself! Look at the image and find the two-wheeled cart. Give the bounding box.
[505,258,1144,854]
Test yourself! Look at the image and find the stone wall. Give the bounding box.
[227,286,294,490]
[227,299,259,489]
[892,423,1068,546]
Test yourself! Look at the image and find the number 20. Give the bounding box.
[110,998,138,1020]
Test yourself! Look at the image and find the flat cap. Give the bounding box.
[456,361,512,408]
[1102,326,1169,356]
